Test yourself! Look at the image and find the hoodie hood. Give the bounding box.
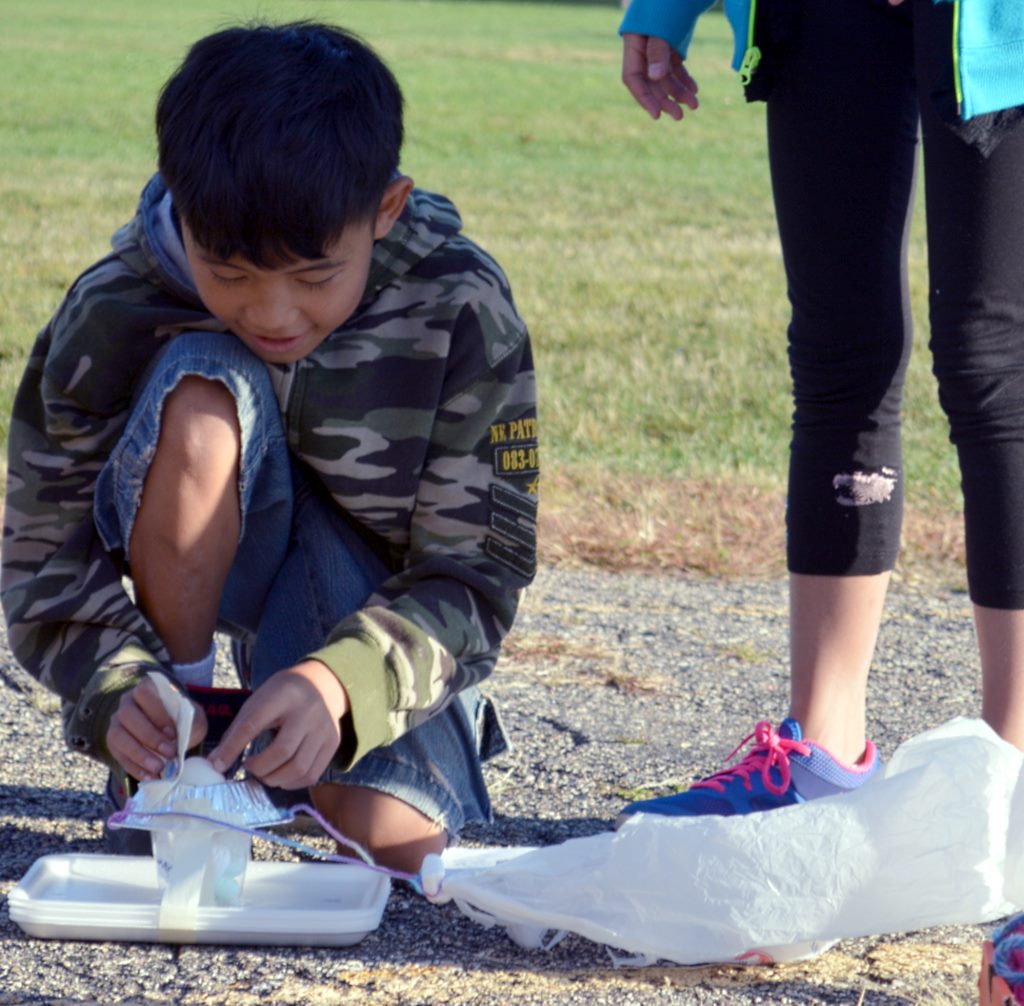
[111,172,465,315]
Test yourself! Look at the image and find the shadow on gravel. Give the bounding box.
[0,823,105,881]
[463,814,612,848]
[0,784,103,819]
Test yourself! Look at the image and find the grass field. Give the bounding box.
[0,0,964,581]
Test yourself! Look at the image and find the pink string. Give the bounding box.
[107,804,424,893]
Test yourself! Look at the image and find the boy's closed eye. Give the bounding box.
[296,273,340,289]
[210,271,248,286]
[208,270,340,289]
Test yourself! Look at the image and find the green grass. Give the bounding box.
[0,0,958,510]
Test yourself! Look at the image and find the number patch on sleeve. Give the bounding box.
[493,441,539,476]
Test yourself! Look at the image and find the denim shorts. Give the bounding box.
[94,331,506,835]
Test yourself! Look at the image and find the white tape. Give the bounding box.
[155,828,208,942]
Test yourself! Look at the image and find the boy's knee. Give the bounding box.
[133,375,242,546]
[156,375,240,471]
[310,782,448,876]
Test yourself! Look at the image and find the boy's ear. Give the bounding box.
[373,175,414,240]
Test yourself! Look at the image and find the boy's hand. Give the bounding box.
[622,33,699,121]
[207,660,348,789]
[107,676,208,781]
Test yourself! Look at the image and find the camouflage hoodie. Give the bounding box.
[2,174,538,770]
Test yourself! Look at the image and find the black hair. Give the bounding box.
[156,22,404,265]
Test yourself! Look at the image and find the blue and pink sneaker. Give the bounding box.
[617,718,879,824]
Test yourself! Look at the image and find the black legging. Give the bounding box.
[768,0,1024,608]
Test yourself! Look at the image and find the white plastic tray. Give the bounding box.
[9,854,390,946]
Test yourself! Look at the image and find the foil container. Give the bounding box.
[120,777,294,831]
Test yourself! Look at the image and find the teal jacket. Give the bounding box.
[620,0,1024,120]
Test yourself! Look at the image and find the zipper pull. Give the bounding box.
[739,46,762,86]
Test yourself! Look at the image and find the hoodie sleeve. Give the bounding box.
[307,242,538,769]
[1,257,200,764]
[619,0,720,56]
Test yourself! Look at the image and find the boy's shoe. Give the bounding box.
[102,769,152,856]
[616,718,879,825]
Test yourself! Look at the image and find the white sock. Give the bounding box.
[171,642,216,688]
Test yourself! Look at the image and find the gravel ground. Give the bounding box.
[0,565,1003,1005]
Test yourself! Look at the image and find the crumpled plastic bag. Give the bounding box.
[429,718,1024,965]
[119,674,252,916]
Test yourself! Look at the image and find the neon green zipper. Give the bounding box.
[951,0,963,115]
[739,0,761,86]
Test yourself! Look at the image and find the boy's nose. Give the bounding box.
[244,290,299,333]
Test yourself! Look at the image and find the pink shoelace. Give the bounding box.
[691,720,812,796]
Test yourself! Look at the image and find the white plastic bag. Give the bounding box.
[430,718,1024,965]
[118,674,251,935]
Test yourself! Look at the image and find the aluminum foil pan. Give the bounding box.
[120,777,294,831]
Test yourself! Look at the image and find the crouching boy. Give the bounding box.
[1,22,538,873]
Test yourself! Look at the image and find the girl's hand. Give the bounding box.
[621,33,699,121]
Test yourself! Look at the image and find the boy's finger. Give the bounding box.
[114,701,177,759]
[107,720,166,781]
[240,718,306,780]
[207,698,273,773]
[187,701,209,749]
[132,677,179,733]
[251,735,327,790]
